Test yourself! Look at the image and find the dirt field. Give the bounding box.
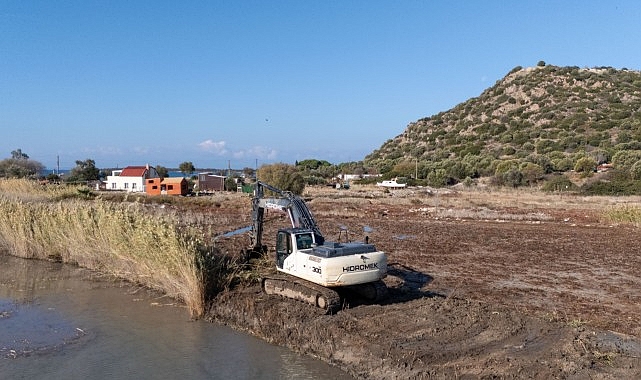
[205,185,641,379]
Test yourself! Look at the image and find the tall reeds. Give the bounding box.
[0,179,220,318]
[603,204,641,226]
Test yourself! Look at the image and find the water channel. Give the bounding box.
[0,255,353,379]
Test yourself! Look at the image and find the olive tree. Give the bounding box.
[257,163,305,195]
[66,159,100,182]
[179,161,195,176]
[574,157,597,176]
[0,149,44,178]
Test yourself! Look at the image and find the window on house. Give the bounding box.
[111,183,116,189]
[168,185,174,190]
[132,183,137,189]
[124,183,129,189]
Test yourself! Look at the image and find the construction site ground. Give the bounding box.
[205,185,641,379]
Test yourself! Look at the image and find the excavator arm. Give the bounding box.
[249,181,324,253]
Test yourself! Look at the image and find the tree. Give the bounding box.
[11,148,29,160]
[0,149,44,178]
[225,177,237,191]
[179,161,195,176]
[520,162,545,184]
[574,157,597,177]
[257,163,305,194]
[155,165,169,179]
[426,168,449,187]
[243,167,256,178]
[66,159,100,182]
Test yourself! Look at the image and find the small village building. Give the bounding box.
[105,165,159,192]
[146,177,189,196]
[197,172,226,192]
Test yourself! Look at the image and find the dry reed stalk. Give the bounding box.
[603,205,641,226]
[0,179,211,318]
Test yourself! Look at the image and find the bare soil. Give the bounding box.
[205,186,641,379]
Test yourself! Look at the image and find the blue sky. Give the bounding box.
[2,1,640,170]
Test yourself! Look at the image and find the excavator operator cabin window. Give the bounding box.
[296,233,313,249]
[277,231,292,254]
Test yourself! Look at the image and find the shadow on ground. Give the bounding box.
[383,262,445,303]
[338,262,443,309]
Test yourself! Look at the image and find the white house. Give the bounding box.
[106,165,159,192]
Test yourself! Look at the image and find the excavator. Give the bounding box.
[245,181,388,312]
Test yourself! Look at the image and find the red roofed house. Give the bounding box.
[106,164,159,192]
[145,177,189,196]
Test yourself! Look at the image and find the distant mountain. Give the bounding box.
[364,64,641,187]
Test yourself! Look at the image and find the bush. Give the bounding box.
[541,175,578,192]
[574,157,597,176]
[520,162,545,184]
[426,168,450,187]
[580,179,641,196]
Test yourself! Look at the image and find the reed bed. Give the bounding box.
[603,205,641,227]
[0,179,231,318]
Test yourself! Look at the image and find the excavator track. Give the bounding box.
[262,275,342,314]
[343,280,389,303]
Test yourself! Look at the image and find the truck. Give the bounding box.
[246,181,388,312]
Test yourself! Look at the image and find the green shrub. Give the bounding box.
[541,175,578,192]
[574,157,597,176]
[580,178,641,195]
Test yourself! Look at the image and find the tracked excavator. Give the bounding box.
[246,181,388,312]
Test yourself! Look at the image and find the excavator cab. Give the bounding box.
[276,228,316,268]
[276,231,291,269]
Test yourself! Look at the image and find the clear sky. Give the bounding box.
[2,1,640,170]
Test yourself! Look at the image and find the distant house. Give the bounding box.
[105,165,159,192]
[146,177,189,196]
[198,172,226,192]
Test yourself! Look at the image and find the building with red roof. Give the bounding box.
[105,164,159,192]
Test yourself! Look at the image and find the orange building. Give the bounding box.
[145,177,189,196]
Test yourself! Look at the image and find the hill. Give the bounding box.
[364,63,641,190]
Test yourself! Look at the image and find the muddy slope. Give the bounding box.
[208,277,640,379]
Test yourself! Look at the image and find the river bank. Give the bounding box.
[2,180,641,377]
[0,254,353,379]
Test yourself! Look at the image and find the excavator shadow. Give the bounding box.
[338,263,443,309]
[383,262,445,304]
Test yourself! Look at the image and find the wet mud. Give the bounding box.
[206,188,641,379]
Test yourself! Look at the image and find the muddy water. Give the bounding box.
[0,255,352,379]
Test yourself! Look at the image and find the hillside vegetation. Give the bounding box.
[365,64,641,193]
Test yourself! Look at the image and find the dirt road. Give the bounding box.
[206,186,641,378]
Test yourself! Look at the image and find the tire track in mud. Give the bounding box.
[207,285,640,379]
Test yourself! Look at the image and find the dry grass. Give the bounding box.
[0,178,233,318]
[306,184,641,223]
[603,205,641,226]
